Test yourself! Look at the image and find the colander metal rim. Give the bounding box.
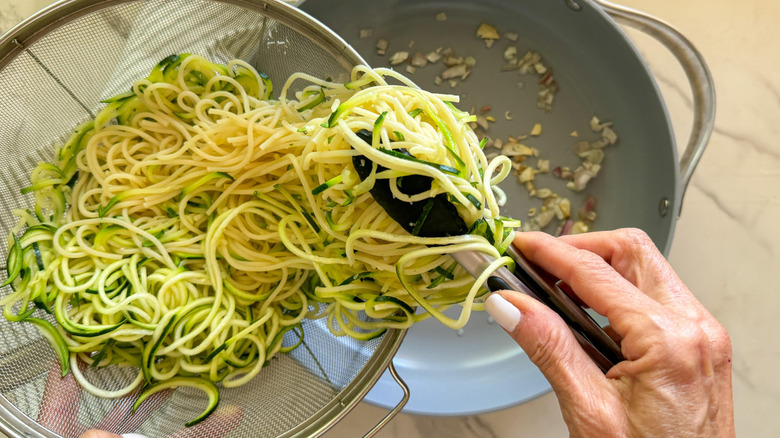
[0,1,407,437]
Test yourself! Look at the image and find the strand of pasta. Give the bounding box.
[3,55,518,405]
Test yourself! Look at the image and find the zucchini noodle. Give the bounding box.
[1,53,518,425]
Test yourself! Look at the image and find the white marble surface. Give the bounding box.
[0,0,778,437]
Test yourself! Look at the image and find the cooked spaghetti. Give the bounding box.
[1,54,518,425]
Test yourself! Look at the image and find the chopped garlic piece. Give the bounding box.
[530,123,542,136]
[580,209,597,222]
[443,55,461,67]
[441,64,468,79]
[389,51,409,65]
[376,38,389,55]
[518,166,536,183]
[476,22,500,40]
[426,52,442,63]
[476,115,489,130]
[602,126,618,144]
[589,116,613,132]
[436,12,447,21]
[532,209,555,229]
[410,52,428,67]
[571,221,590,234]
[502,142,535,157]
[535,188,553,199]
[558,198,571,218]
[566,167,595,192]
[580,149,605,165]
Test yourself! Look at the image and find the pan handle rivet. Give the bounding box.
[564,0,582,11]
[658,197,669,217]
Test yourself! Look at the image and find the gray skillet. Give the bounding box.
[301,0,713,415]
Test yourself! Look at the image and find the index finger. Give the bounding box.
[514,231,664,338]
[559,229,693,305]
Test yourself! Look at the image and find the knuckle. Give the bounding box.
[677,322,707,348]
[612,228,669,282]
[662,321,709,373]
[526,324,572,372]
[616,228,657,258]
[708,323,733,362]
[617,227,653,246]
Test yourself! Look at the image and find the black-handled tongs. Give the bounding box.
[351,130,624,372]
[451,245,623,373]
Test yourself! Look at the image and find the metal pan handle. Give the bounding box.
[593,0,716,215]
[363,361,409,438]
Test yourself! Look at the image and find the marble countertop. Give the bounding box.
[0,0,777,437]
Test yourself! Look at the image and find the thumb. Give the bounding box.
[485,290,608,403]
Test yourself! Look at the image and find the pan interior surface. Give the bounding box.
[302,0,677,415]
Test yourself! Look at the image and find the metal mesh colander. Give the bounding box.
[0,1,406,437]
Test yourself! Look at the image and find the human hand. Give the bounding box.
[78,400,243,438]
[36,360,242,438]
[485,229,734,437]
[37,361,167,438]
[78,400,242,438]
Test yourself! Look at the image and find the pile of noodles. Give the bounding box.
[1,54,517,401]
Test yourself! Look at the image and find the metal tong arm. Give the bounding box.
[452,245,624,373]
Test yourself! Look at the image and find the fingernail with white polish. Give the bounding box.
[485,293,522,332]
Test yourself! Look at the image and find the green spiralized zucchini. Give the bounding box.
[133,376,219,427]
[25,317,70,376]
[1,56,519,427]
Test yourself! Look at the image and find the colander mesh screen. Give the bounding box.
[0,1,395,437]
